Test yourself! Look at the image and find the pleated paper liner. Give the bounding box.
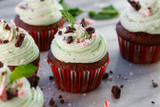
[47,59,110,93]
[117,35,160,64]
[29,25,63,51]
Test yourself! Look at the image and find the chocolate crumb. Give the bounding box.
[102,72,109,80]
[3,40,9,44]
[81,18,87,27]
[151,101,155,104]
[120,85,124,88]
[128,0,141,11]
[41,0,45,1]
[111,85,121,99]
[1,72,6,76]
[49,76,54,80]
[27,75,40,88]
[58,31,62,35]
[86,27,95,34]
[54,105,57,107]
[109,70,113,74]
[60,99,64,104]
[152,81,158,88]
[5,24,11,30]
[65,26,75,34]
[59,95,62,98]
[49,98,55,106]
[0,62,4,68]
[16,27,19,32]
[15,33,25,47]
[67,36,73,44]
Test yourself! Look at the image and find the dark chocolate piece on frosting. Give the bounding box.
[5,24,11,31]
[16,27,19,32]
[81,18,87,27]
[7,90,18,100]
[0,62,4,68]
[111,85,121,99]
[15,33,25,47]
[128,0,141,11]
[3,40,9,44]
[58,31,62,35]
[67,36,73,44]
[27,75,40,88]
[86,27,95,34]
[65,26,75,34]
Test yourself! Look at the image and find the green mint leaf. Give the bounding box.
[89,5,119,20]
[11,64,37,82]
[60,10,75,28]
[59,0,71,10]
[68,8,83,17]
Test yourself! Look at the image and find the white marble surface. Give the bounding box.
[0,0,160,107]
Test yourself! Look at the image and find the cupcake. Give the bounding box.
[0,18,40,73]
[47,19,109,93]
[116,0,160,64]
[0,62,44,107]
[15,0,66,51]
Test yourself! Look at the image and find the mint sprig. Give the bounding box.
[60,10,75,28]
[11,64,37,83]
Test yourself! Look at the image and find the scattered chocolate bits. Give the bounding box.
[65,26,75,34]
[5,24,11,31]
[81,18,87,27]
[128,0,141,11]
[49,98,55,106]
[102,72,109,80]
[111,85,121,99]
[27,75,40,88]
[0,62,4,68]
[49,76,54,80]
[151,101,155,104]
[15,33,25,47]
[60,99,64,104]
[58,31,62,35]
[67,36,73,44]
[86,27,95,34]
[152,80,158,88]
[7,90,18,100]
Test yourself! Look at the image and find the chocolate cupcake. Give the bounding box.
[15,0,66,51]
[0,19,40,73]
[116,0,160,64]
[47,20,109,93]
[0,62,44,107]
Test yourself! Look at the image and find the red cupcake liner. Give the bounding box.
[117,35,160,64]
[47,59,110,93]
[29,25,63,51]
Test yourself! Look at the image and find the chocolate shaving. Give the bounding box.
[5,24,11,31]
[65,26,75,34]
[58,31,62,35]
[86,27,95,34]
[0,62,3,68]
[49,98,55,106]
[111,85,121,99]
[81,18,87,27]
[15,33,25,47]
[67,36,73,44]
[128,0,141,11]
[27,75,40,88]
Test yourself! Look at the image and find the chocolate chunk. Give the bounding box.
[60,99,64,104]
[3,40,9,44]
[0,62,3,68]
[7,90,18,100]
[59,95,62,98]
[102,72,109,80]
[128,0,141,11]
[65,26,75,34]
[86,27,95,34]
[151,101,155,104]
[152,81,158,88]
[49,76,54,80]
[1,72,6,76]
[49,98,55,106]
[111,85,121,99]
[81,18,87,27]
[16,27,19,32]
[58,31,62,35]
[67,36,73,44]
[27,75,40,88]
[5,24,11,31]
[15,33,25,47]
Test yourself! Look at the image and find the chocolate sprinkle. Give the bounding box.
[49,98,55,106]
[58,31,62,35]
[81,18,87,27]
[67,36,73,44]
[5,24,11,30]
[128,0,141,11]
[0,62,4,68]
[27,75,40,88]
[102,72,109,80]
[65,26,75,34]
[15,33,25,47]
[86,27,95,34]
[111,85,121,99]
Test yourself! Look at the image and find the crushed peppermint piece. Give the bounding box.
[92,34,97,38]
[86,27,95,34]
[74,38,80,44]
[40,14,45,18]
[103,101,111,107]
[15,33,25,47]
[81,18,87,27]
[145,8,152,17]
[59,36,66,41]
[18,89,26,98]
[17,80,24,87]
[67,36,73,44]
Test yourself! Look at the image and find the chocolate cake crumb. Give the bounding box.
[151,101,155,104]
[86,27,95,34]
[49,98,55,106]
[5,24,11,30]
[49,76,54,80]
[67,36,73,44]
[58,31,62,35]
[81,18,87,27]
[0,62,4,68]
[102,72,109,80]
[128,0,141,11]
[60,99,64,104]
[65,26,75,34]
[111,85,121,99]
[152,81,158,88]
[27,75,40,88]
[15,33,25,47]
[120,85,124,88]
[59,95,62,99]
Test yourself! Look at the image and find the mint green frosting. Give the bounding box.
[120,0,160,34]
[15,0,63,26]
[0,19,39,66]
[51,24,108,63]
[0,63,44,107]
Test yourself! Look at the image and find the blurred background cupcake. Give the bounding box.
[14,0,66,51]
[47,19,109,93]
[116,0,160,64]
[0,18,40,73]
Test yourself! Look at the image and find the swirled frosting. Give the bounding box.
[120,0,160,34]
[15,0,63,26]
[51,24,108,63]
[0,62,44,107]
[0,19,39,66]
